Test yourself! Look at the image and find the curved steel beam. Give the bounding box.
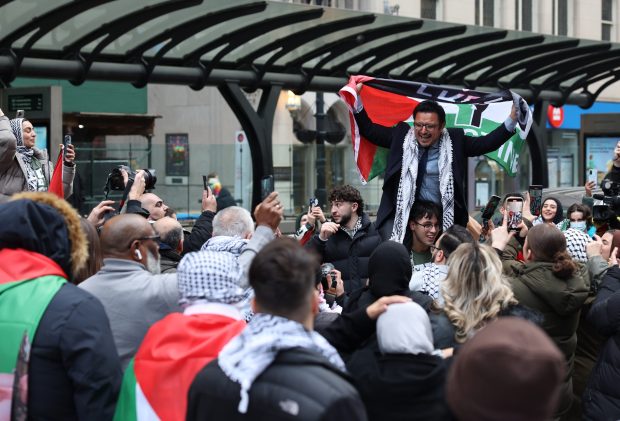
[339,25,467,76]
[386,30,508,78]
[448,39,579,86]
[422,35,544,84]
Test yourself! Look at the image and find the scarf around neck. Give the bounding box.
[9,118,39,192]
[218,313,346,413]
[391,127,454,243]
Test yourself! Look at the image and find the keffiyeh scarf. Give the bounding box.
[218,313,346,413]
[9,118,38,192]
[391,128,454,243]
[420,264,449,301]
[201,235,248,256]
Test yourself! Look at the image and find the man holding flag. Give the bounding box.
[340,77,531,241]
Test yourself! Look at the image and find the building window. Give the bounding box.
[476,0,494,26]
[557,0,567,35]
[522,0,532,30]
[602,0,613,40]
[421,0,436,19]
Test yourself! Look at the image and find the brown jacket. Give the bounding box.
[0,115,74,202]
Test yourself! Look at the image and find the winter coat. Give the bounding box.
[187,348,367,421]
[504,254,589,418]
[159,245,182,273]
[347,343,449,421]
[583,266,620,420]
[353,107,514,235]
[305,212,382,294]
[0,115,74,202]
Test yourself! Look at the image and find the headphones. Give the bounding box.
[134,249,143,260]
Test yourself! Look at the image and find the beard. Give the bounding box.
[337,211,352,227]
[146,250,162,275]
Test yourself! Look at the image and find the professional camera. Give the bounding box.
[105,165,157,192]
[592,179,620,228]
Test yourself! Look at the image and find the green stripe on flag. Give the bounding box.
[114,359,138,421]
[0,276,65,373]
[368,148,389,180]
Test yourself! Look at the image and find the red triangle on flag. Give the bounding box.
[48,150,63,198]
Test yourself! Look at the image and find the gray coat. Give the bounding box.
[79,258,180,369]
[0,115,75,202]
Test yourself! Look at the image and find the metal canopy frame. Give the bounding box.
[2,0,620,201]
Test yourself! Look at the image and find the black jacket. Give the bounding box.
[347,344,449,421]
[583,266,620,420]
[354,108,514,234]
[29,284,122,420]
[159,245,182,273]
[187,348,367,421]
[216,187,237,211]
[305,213,382,294]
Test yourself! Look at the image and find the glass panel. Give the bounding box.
[522,0,532,30]
[602,0,613,21]
[421,0,437,20]
[602,23,612,41]
[558,0,568,36]
[483,0,494,26]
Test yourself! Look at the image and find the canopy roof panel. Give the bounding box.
[1,0,618,106]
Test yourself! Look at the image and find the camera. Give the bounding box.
[592,179,620,229]
[106,165,157,192]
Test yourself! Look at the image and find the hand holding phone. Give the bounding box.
[529,185,543,216]
[261,175,274,200]
[587,169,598,188]
[507,200,523,231]
[202,175,209,196]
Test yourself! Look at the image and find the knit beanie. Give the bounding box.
[446,317,565,421]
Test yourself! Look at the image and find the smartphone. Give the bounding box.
[309,197,319,208]
[587,169,598,188]
[16,109,24,119]
[529,185,543,216]
[507,200,523,231]
[202,175,209,196]
[260,175,274,200]
[63,135,72,160]
[480,195,501,221]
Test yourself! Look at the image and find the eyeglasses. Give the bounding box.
[414,122,439,131]
[430,245,441,253]
[414,222,441,231]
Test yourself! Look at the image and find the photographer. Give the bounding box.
[100,168,217,254]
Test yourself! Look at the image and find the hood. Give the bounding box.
[516,262,589,315]
[368,240,411,297]
[1,192,87,279]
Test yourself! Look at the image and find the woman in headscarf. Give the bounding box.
[532,197,564,226]
[0,113,75,200]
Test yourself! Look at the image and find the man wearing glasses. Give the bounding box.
[404,201,442,272]
[354,84,517,242]
[80,213,180,369]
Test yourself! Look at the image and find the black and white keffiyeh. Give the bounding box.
[218,313,346,413]
[177,250,246,305]
[391,127,454,243]
[200,235,248,256]
[9,118,38,192]
[419,264,449,301]
[563,228,591,263]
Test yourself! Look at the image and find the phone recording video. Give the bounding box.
[261,175,274,200]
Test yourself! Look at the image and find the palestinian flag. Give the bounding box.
[114,312,245,421]
[339,76,532,183]
[48,150,63,198]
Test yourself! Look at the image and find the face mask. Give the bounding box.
[570,221,587,232]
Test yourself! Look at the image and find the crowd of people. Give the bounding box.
[1,102,620,421]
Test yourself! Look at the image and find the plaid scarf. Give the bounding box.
[218,313,346,413]
[9,118,38,192]
[391,128,454,243]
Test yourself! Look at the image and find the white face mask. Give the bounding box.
[570,221,587,232]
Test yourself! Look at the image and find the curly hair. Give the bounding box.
[328,185,364,216]
[441,243,518,343]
